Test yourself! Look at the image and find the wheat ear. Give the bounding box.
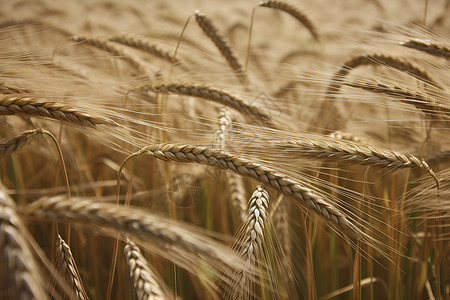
[400,39,450,59]
[344,79,450,121]
[0,129,44,160]
[259,0,320,42]
[72,36,151,75]
[215,109,248,224]
[231,186,269,299]
[109,35,177,63]
[326,53,442,100]
[139,82,273,125]
[194,11,246,83]
[21,196,252,290]
[273,138,439,187]
[121,143,352,234]
[0,94,117,127]
[124,239,171,300]
[0,186,47,300]
[54,234,89,300]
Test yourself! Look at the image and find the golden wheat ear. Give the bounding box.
[54,235,89,300]
[0,185,47,299]
[124,239,173,300]
[194,10,246,83]
[259,0,320,42]
[400,38,450,59]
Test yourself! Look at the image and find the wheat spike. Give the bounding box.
[231,185,269,299]
[400,39,450,59]
[273,138,439,186]
[0,83,31,94]
[0,186,47,300]
[72,35,152,75]
[259,0,320,42]
[54,234,89,300]
[194,11,246,83]
[0,129,44,160]
[125,143,353,234]
[344,79,450,121]
[124,239,171,300]
[109,35,177,63]
[326,53,443,99]
[0,94,116,127]
[139,81,273,125]
[21,196,253,292]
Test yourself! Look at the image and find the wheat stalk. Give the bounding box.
[139,81,273,125]
[0,186,47,300]
[109,35,177,63]
[259,0,320,42]
[194,11,246,83]
[21,196,253,293]
[0,94,117,127]
[344,79,450,121]
[122,143,353,234]
[272,138,439,187]
[124,239,170,300]
[54,234,89,300]
[400,39,450,59]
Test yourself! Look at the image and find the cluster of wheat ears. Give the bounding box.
[0,0,449,299]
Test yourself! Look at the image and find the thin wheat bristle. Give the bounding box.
[0,128,44,160]
[55,234,89,300]
[0,83,31,95]
[273,138,439,187]
[344,79,450,121]
[124,239,170,300]
[400,38,450,59]
[0,186,46,300]
[129,143,353,234]
[109,35,177,63]
[326,53,442,100]
[0,94,117,127]
[259,0,320,42]
[139,81,273,124]
[194,11,246,82]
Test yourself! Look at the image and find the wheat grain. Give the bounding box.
[125,143,353,234]
[109,35,177,63]
[54,234,89,300]
[139,81,273,125]
[0,94,117,127]
[400,39,450,59]
[0,186,46,300]
[194,11,246,83]
[272,138,439,187]
[344,79,450,121]
[328,130,368,143]
[124,239,170,300]
[259,0,320,42]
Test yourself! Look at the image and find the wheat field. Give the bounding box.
[0,0,449,299]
